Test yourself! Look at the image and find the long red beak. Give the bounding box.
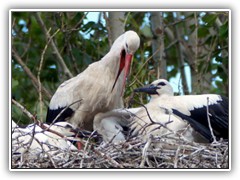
[111,51,133,96]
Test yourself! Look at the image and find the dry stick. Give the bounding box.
[79,132,93,168]
[48,99,83,126]
[12,99,36,121]
[11,99,57,156]
[12,99,82,144]
[135,102,174,133]
[132,101,195,144]
[206,97,217,143]
[140,134,152,168]
[174,146,181,168]
[35,12,73,79]
[92,148,124,168]
[12,49,52,100]
[37,121,81,142]
[38,28,60,122]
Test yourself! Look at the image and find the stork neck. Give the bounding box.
[150,93,173,102]
[102,51,121,73]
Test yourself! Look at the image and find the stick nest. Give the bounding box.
[11,134,229,169]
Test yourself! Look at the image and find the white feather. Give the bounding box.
[12,121,77,155]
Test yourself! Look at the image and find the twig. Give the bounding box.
[206,97,217,143]
[12,99,36,122]
[34,12,73,79]
[174,146,181,168]
[38,28,60,122]
[48,99,82,126]
[93,148,124,168]
[12,48,52,100]
[79,133,92,168]
[140,134,152,167]
[135,102,174,133]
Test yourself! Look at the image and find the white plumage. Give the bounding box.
[93,109,131,144]
[12,121,78,156]
[92,79,228,144]
[46,31,140,131]
[132,79,229,142]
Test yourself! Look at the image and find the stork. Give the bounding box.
[133,79,229,143]
[46,31,140,131]
[12,120,80,155]
[92,79,228,144]
[93,110,132,144]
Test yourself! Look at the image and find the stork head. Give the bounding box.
[134,79,174,98]
[111,30,140,95]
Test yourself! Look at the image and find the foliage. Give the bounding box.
[11,11,229,125]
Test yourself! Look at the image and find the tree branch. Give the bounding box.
[12,99,36,122]
[38,28,60,122]
[34,12,73,79]
[12,48,52,100]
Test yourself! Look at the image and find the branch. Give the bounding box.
[133,101,174,134]
[206,97,217,143]
[48,99,83,126]
[92,148,124,168]
[34,12,73,79]
[12,48,52,100]
[38,28,60,122]
[12,98,37,123]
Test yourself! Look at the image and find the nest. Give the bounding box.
[11,133,229,169]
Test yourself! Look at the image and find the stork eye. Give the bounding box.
[158,82,166,86]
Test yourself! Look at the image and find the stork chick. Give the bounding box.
[12,120,79,155]
[92,79,228,145]
[133,79,229,142]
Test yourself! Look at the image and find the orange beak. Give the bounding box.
[111,50,133,96]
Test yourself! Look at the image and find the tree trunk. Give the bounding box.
[107,12,125,46]
[184,12,212,94]
[150,12,166,79]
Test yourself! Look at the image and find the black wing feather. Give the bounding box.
[46,107,74,124]
[172,96,229,142]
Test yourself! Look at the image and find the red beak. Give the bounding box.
[111,51,133,96]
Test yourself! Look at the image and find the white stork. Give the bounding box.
[92,79,228,144]
[132,79,229,143]
[93,110,132,144]
[46,31,140,130]
[12,120,80,155]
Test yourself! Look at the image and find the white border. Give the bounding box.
[9,9,231,172]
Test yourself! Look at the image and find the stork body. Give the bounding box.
[133,79,229,142]
[46,31,140,130]
[93,110,131,144]
[12,121,79,155]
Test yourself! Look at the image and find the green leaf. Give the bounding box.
[202,14,217,26]
[219,22,228,38]
[12,79,19,89]
[198,27,209,38]
[141,25,153,38]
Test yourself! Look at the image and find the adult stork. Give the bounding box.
[46,31,140,130]
[133,79,229,143]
